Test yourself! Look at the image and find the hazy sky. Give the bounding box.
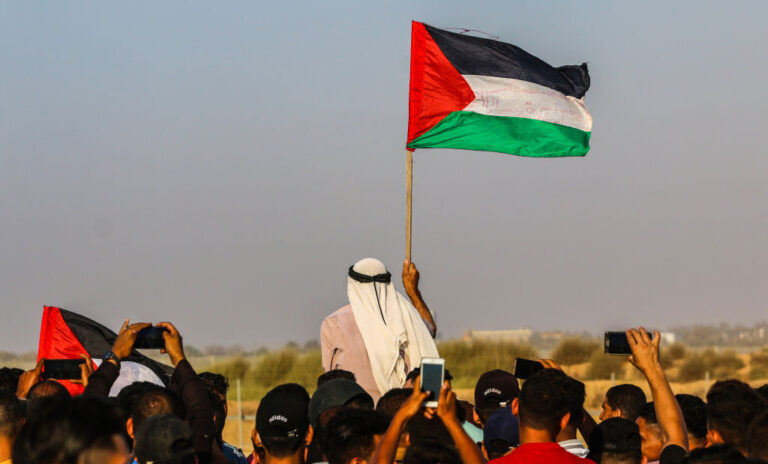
[2,1,767,352]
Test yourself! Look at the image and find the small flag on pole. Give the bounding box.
[407,21,592,157]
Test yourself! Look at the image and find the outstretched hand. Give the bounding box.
[397,376,430,422]
[112,320,152,361]
[402,260,420,296]
[16,358,44,399]
[627,327,661,374]
[157,321,185,367]
[435,381,459,426]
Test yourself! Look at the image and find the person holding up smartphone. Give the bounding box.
[370,376,484,464]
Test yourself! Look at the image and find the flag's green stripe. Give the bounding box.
[407,111,591,157]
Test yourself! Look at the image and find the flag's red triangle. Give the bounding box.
[407,21,475,146]
[37,306,93,395]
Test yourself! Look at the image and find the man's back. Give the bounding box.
[490,442,594,464]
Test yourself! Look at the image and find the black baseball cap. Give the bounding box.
[588,417,641,455]
[308,378,372,428]
[475,370,520,409]
[256,383,310,439]
[134,414,194,463]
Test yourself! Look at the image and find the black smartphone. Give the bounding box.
[513,358,544,379]
[420,358,445,408]
[604,331,656,355]
[42,359,86,380]
[134,326,168,349]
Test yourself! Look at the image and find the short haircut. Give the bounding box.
[0,367,24,393]
[402,438,461,464]
[26,380,70,416]
[208,390,226,438]
[517,369,582,435]
[12,397,126,464]
[132,387,186,430]
[406,413,453,446]
[324,409,389,464]
[706,379,768,452]
[747,410,768,461]
[376,388,410,419]
[317,369,356,387]
[198,372,229,398]
[636,402,657,424]
[0,390,24,437]
[117,381,163,421]
[676,394,707,439]
[605,384,647,422]
[681,444,744,464]
[564,376,586,427]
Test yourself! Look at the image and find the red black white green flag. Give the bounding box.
[37,306,171,395]
[407,21,592,157]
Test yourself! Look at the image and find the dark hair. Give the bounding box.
[676,394,707,439]
[13,396,127,464]
[402,438,461,464]
[116,381,162,421]
[198,372,229,398]
[756,384,768,403]
[317,369,356,387]
[132,388,186,430]
[0,389,24,437]
[208,390,226,439]
[261,435,305,458]
[747,410,768,461]
[637,402,657,424]
[376,388,411,419]
[601,451,642,464]
[706,379,768,453]
[517,369,582,435]
[485,439,514,461]
[475,407,499,424]
[681,444,744,464]
[564,376,586,427]
[26,380,70,417]
[0,367,24,393]
[324,409,389,464]
[406,413,453,446]
[405,367,453,383]
[605,384,647,421]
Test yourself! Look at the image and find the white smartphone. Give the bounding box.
[420,357,445,408]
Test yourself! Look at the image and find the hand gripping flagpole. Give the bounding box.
[405,149,414,262]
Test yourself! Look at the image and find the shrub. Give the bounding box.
[677,349,745,382]
[208,357,250,381]
[550,338,600,365]
[584,350,626,380]
[438,339,538,388]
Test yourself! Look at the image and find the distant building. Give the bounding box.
[463,329,533,343]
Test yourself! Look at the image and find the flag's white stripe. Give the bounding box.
[93,359,165,396]
[461,75,592,132]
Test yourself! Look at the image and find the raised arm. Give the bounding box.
[83,320,151,398]
[371,377,429,464]
[402,260,436,338]
[627,328,688,452]
[435,381,486,464]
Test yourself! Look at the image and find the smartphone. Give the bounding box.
[604,331,656,355]
[42,359,86,380]
[513,358,544,379]
[134,326,168,349]
[420,357,445,408]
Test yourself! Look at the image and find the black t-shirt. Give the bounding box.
[660,445,687,464]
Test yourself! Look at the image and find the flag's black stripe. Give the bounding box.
[424,24,590,98]
[60,309,173,383]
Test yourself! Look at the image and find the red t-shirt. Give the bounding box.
[490,442,595,464]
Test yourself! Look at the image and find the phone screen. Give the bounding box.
[42,359,85,380]
[420,361,444,404]
[513,358,544,379]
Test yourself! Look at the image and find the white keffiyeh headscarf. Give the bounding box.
[347,258,439,395]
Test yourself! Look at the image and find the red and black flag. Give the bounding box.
[38,306,172,395]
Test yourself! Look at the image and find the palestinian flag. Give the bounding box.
[407,21,592,157]
[38,306,172,396]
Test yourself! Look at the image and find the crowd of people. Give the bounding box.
[0,260,767,464]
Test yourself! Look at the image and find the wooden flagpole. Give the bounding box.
[405,149,414,262]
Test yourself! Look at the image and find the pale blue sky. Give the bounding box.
[2,1,767,351]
